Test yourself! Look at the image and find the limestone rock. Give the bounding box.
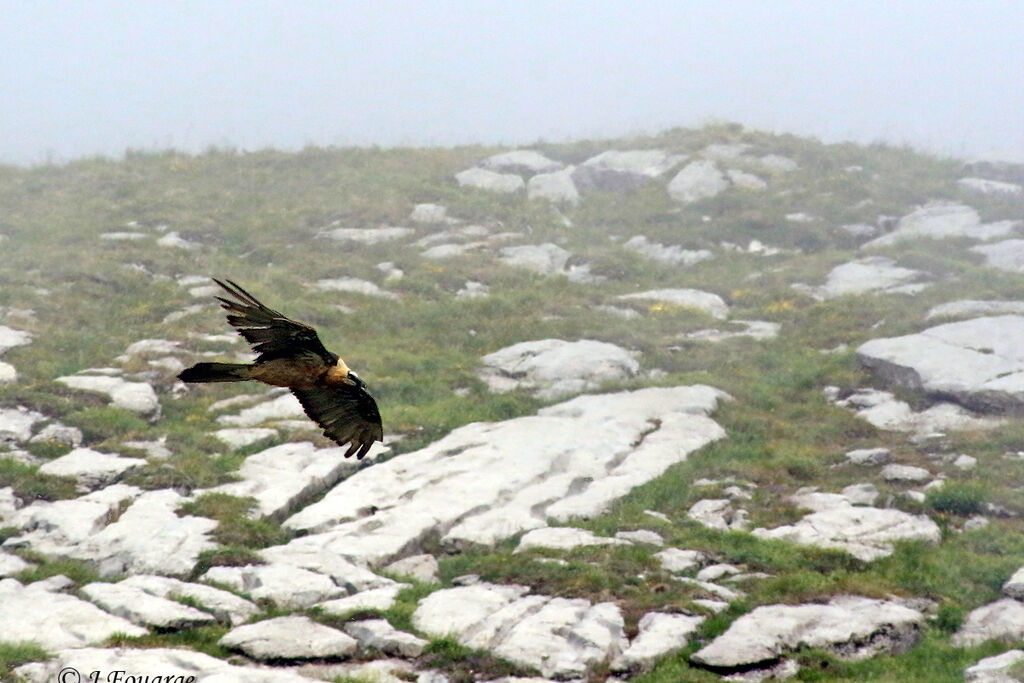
[752,502,940,561]
[409,203,448,223]
[344,618,428,657]
[881,464,932,483]
[687,498,749,531]
[863,201,1017,248]
[798,256,927,300]
[0,551,30,576]
[959,177,1023,195]
[455,167,525,193]
[929,300,1024,320]
[691,596,922,671]
[0,578,147,649]
[964,649,1024,682]
[835,387,1004,433]
[383,554,439,583]
[515,527,630,553]
[0,406,46,444]
[314,277,398,300]
[81,581,217,629]
[216,392,306,427]
[1004,566,1024,600]
[498,243,570,274]
[213,427,278,449]
[759,154,799,172]
[667,159,729,203]
[220,615,357,660]
[612,612,705,672]
[37,447,145,491]
[953,599,1024,647]
[654,548,708,574]
[29,422,83,447]
[205,441,366,521]
[479,338,639,399]
[618,288,728,319]
[278,386,728,566]
[483,150,562,175]
[623,235,713,266]
[615,529,664,546]
[0,325,32,355]
[320,226,414,244]
[857,315,1024,414]
[55,374,160,418]
[527,166,579,204]
[16,647,311,683]
[972,239,1024,273]
[845,447,890,466]
[203,563,343,608]
[316,584,409,616]
[119,574,259,625]
[574,149,685,192]
[413,582,626,679]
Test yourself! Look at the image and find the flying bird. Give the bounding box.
[178,279,383,459]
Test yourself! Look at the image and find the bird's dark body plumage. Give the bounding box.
[178,279,382,459]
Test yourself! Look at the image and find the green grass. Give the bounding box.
[0,641,51,679]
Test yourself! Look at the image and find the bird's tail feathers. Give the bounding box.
[178,362,253,383]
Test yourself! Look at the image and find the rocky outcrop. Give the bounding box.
[479,338,639,398]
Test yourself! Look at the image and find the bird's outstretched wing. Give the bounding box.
[291,384,384,459]
[213,278,334,363]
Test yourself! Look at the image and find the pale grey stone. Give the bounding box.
[667,160,729,203]
[316,584,409,616]
[798,256,927,300]
[574,149,686,192]
[55,374,160,418]
[119,574,259,625]
[679,320,780,342]
[964,649,1024,682]
[498,242,570,274]
[120,437,172,460]
[693,598,729,613]
[673,576,743,602]
[456,280,490,298]
[786,212,817,223]
[858,315,1024,414]
[954,454,978,470]
[881,464,932,483]
[220,615,357,660]
[258,544,398,594]
[0,551,30,576]
[344,618,428,657]
[314,277,398,300]
[484,150,562,174]
[320,226,414,244]
[215,392,306,427]
[612,612,705,672]
[205,441,365,521]
[688,498,749,531]
[37,447,145,490]
[421,241,486,259]
[479,338,639,399]
[278,386,728,566]
[964,515,991,531]
[842,483,880,506]
[752,503,940,561]
[958,177,1023,195]
[726,168,767,190]
[836,388,1005,433]
[527,166,579,204]
[0,406,46,443]
[383,554,439,583]
[157,231,199,250]
[0,361,16,383]
[0,578,147,649]
[29,422,83,447]
[515,527,630,553]
[0,325,31,355]
[213,427,278,449]
[972,239,1024,273]
[81,581,217,629]
[863,201,1018,248]
[1003,566,1024,600]
[759,154,799,172]
[845,447,890,466]
[100,231,148,240]
[455,167,525,193]
[953,599,1024,647]
[697,564,741,582]
[409,203,448,223]
[623,235,713,266]
[615,529,664,546]
[654,548,707,574]
[16,647,312,683]
[927,300,1024,320]
[413,582,626,679]
[203,563,343,608]
[691,596,922,669]
[618,288,729,319]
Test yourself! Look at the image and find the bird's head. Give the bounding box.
[347,370,363,387]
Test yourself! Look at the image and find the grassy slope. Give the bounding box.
[1,123,1022,680]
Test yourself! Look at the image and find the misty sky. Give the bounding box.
[2,1,1022,166]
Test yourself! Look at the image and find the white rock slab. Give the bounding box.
[612,612,705,672]
[316,584,409,616]
[278,386,729,566]
[498,243,571,274]
[157,231,199,250]
[0,360,16,383]
[0,578,147,649]
[30,422,83,447]
[0,551,30,576]
[119,574,259,625]
[16,647,311,683]
[845,447,890,466]
[409,203,449,223]
[618,288,728,319]
[216,392,306,427]
[691,596,922,670]
[752,502,940,561]
[203,563,343,608]
[515,527,630,553]
[344,618,428,657]
[881,464,932,483]
[0,406,46,443]
[1004,566,1024,600]
[759,154,799,172]
[799,256,927,300]
[320,226,414,244]
[927,300,1024,320]
[959,177,1024,195]
[0,325,32,355]
[81,581,216,629]
[37,447,145,490]
[835,387,1004,433]
[479,338,639,399]
[204,441,363,521]
[615,529,664,546]
[213,427,278,449]
[858,315,1024,414]
[687,498,749,531]
[654,548,708,574]
[77,489,217,577]
[964,649,1024,682]
[862,201,1017,248]
[314,277,398,300]
[455,167,525,193]
[953,598,1024,647]
[972,238,1024,274]
[55,374,160,418]
[413,582,627,679]
[574,149,685,192]
[483,150,563,174]
[220,615,357,660]
[383,553,439,583]
[623,235,713,266]
[527,166,579,204]
[667,159,730,203]
[727,168,767,190]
